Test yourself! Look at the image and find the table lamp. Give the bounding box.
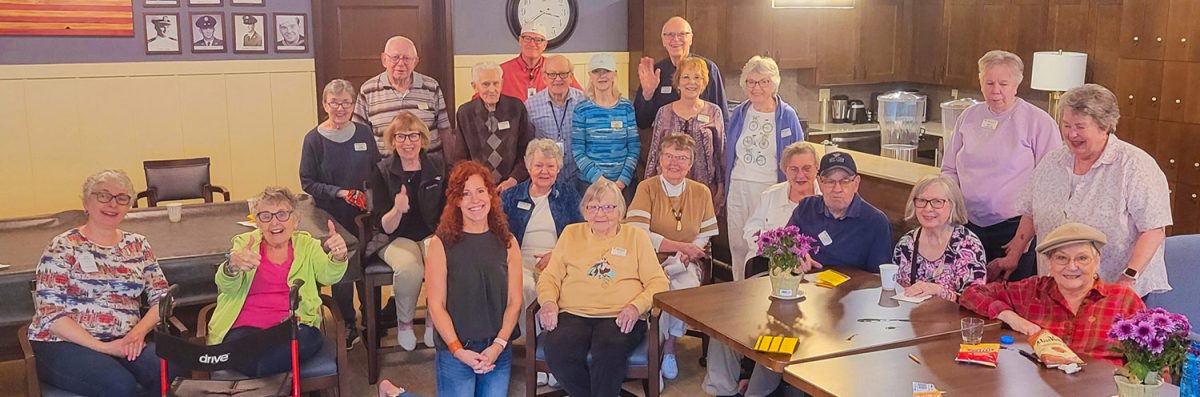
[1031,50,1087,122]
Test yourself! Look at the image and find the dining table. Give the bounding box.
[0,197,357,327]
[652,268,996,372]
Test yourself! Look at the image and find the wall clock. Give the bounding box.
[506,0,578,50]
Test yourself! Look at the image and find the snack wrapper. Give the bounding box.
[1029,330,1084,368]
[912,382,944,396]
[955,343,1000,367]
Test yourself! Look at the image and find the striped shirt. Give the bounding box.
[527,87,587,182]
[353,71,451,155]
[571,97,639,185]
[626,176,719,251]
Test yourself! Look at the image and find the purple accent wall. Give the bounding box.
[0,2,311,65]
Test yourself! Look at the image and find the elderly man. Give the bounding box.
[355,36,451,155]
[499,25,580,101]
[526,55,587,184]
[453,62,535,192]
[634,16,727,130]
[786,151,892,272]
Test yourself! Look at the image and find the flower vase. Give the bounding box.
[768,265,803,299]
[1115,373,1164,397]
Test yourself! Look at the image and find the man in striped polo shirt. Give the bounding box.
[354,36,451,155]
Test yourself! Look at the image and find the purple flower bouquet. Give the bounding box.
[756,225,820,276]
[1108,307,1193,386]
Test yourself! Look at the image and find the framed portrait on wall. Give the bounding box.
[233,13,267,53]
[189,13,226,53]
[144,14,181,54]
[188,0,221,5]
[144,0,180,7]
[273,13,308,53]
[231,0,265,5]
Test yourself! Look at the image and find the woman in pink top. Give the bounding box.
[940,50,1062,282]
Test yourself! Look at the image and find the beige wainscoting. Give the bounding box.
[452,52,631,109]
[0,59,317,218]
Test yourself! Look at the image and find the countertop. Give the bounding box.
[807,121,947,138]
[813,145,940,185]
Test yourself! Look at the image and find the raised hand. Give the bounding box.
[637,57,661,100]
[324,219,348,262]
[393,185,410,215]
[228,235,261,274]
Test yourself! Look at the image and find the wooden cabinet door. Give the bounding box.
[1119,0,1170,60]
[909,0,947,84]
[1115,59,1164,121]
[1171,122,1200,187]
[943,0,982,87]
[1158,62,1200,124]
[1087,1,1124,88]
[771,8,819,69]
[1172,182,1199,235]
[1165,0,1200,62]
[1049,0,1089,53]
[1155,120,1188,184]
[815,7,861,84]
[685,0,729,69]
[726,0,773,72]
[859,0,910,83]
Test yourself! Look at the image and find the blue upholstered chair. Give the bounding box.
[1143,234,1200,342]
[523,302,661,397]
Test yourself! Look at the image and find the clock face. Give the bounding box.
[517,0,571,40]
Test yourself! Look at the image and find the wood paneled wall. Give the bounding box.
[0,59,317,218]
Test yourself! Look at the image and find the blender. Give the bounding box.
[876,91,927,162]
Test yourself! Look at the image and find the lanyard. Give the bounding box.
[549,98,571,139]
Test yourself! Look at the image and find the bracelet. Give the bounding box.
[447,340,463,354]
[493,337,508,348]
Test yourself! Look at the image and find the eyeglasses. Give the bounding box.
[1049,253,1096,267]
[663,153,692,163]
[544,71,572,80]
[326,100,353,109]
[585,204,618,213]
[744,79,772,88]
[661,32,693,41]
[520,35,547,44]
[255,210,293,222]
[818,176,856,187]
[91,191,132,205]
[913,198,948,209]
[393,132,423,142]
[384,54,418,65]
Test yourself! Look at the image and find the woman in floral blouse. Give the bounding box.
[28,169,171,396]
[892,174,986,302]
[644,57,726,209]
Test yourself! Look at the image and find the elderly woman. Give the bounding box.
[368,111,447,350]
[941,50,1062,282]
[725,56,805,279]
[28,170,170,396]
[537,178,669,397]
[893,175,986,302]
[1006,84,1172,296]
[644,57,726,208]
[572,53,640,199]
[628,134,718,379]
[425,161,523,396]
[300,78,381,349]
[960,222,1146,363]
[209,187,349,376]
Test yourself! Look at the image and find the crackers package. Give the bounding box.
[1029,330,1084,367]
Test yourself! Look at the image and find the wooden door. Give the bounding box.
[1119,0,1169,60]
[313,0,451,120]
[642,0,686,63]
[1049,0,1089,52]
[1158,62,1200,123]
[859,0,910,83]
[943,0,982,88]
[909,0,946,84]
[815,7,861,84]
[1086,0,1123,87]
[1165,0,1200,62]
[1115,58,1163,121]
[771,7,818,69]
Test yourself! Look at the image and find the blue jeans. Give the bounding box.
[32,340,161,397]
[434,341,512,397]
[223,324,324,377]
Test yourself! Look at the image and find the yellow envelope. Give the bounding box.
[815,269,850,287]
[753,335,799,354]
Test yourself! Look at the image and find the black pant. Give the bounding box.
[224,324,324,377]
[544,313,646,397]
[967,217,1038,282]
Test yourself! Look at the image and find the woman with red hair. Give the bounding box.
[425,161,523,396]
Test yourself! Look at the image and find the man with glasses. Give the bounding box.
[355,36,451,155]
[526,55,588,184]
[499,24,581,101]
[785,151,892,273]
[634,16,728,131]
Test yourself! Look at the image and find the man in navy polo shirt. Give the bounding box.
[786,151,892,273]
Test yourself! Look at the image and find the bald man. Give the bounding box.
[525,55,588,183]
[354,36,451,155]
[498,24,581,101]
[633,16,728,130]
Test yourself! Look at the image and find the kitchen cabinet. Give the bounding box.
[1155,120,1187,183]
[1165,0,1200,62]
[685,0,728,69]
[1158,61,1200,124]
[1119,0,1170,60]
[815,7,861,84]
[942,0,983,87]
[1115,59,1163,121]
[909,0,947,84]
[726,0,773,72]
[860,0,911,82]
[1172,182,1199,235]
[770,8,818,69]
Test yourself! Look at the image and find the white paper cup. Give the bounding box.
[167,203,183,223]
[879,264,899,290]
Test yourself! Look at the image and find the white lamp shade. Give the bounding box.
[1031,51,1088,91]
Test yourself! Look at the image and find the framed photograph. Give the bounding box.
[188,0,221,5]
[231,0,264,5]
[144,14,181,54]
[144,0,180,7]
[273,13,308,53]
[232,13,267,53]
[189,13,226,53]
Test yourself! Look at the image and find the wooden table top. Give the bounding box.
[653,268,989,372]
[783,328,1182,397]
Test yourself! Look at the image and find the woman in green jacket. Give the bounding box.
[208,187,349,376]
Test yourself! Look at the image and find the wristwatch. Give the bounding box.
[1122,267,1140,280]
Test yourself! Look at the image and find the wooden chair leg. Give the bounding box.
[365,278,380,385]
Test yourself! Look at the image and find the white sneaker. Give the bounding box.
[536,372,549,387]
[423,324,436,347]
[547,373,559,388]
[395,328,416,351]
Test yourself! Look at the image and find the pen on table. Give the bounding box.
[908,353,921,364]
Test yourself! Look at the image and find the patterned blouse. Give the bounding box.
[892,225,987,302]
[29,229,170,342]
[644,101,726,207]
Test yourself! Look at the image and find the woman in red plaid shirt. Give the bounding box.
[960,222,1145,363]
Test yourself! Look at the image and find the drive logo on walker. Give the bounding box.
[199,353,230,364]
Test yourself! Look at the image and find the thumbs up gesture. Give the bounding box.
[228,235,261,274]
[393,185,410,215]
[324,219,349,262]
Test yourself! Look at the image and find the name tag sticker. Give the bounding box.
[781,128,793,138]
[981,119,999,129]
[697,114,711,123]
[76,251,99,273]
[818,231,833,246]
[527,87,537,98]
[612,247,628,257]
[517,201,532,210]
[498,120,511,130]
[417,102,430,110]
[353,142,369,152]
[611,120,623,129]
[660,86,673,94]
[555,142,564,151]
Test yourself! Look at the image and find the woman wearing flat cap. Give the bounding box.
[959,222,1145,363]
